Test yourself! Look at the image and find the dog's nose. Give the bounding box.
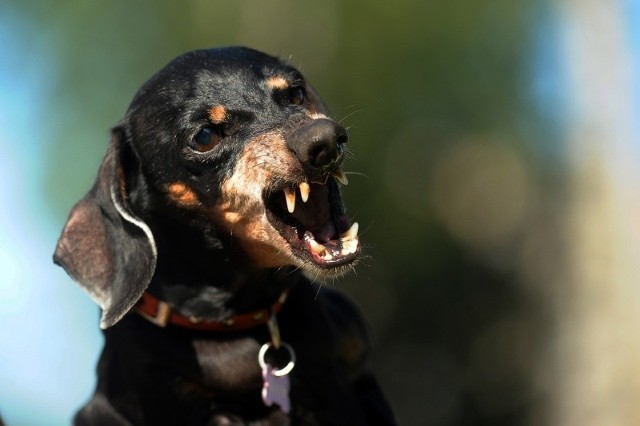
[286,119,348,172]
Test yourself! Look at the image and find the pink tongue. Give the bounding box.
[290,186,334,242]
[313,222,336,243]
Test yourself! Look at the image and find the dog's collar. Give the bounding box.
[134,290,290,332]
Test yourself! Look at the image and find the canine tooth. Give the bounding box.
[309,239,326,255]
[341,239,359,255]
[334,169,349,186]
[284,187,296,213]
[299,182,310,202]
[341,222,359,241]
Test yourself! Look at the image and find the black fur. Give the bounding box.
[54,47,395,425]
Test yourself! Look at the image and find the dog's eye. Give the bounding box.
[190,127,222,152]
[289,86,306,106]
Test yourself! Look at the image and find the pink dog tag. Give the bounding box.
[261,364,291,413]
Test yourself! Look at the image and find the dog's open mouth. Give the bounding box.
[264,171,360,269]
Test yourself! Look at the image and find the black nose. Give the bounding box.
[286,119,348,172]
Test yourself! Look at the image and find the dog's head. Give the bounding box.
[54,47,360,328]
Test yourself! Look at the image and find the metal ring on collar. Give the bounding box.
[258,342,296,377]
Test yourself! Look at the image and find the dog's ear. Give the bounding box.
[53,127,157,329]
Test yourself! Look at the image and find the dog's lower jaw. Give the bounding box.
[212,202,361,279]
[232,234,358,281]
[232,223,360,279]
[236,238,294,269]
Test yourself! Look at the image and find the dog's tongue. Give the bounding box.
[290,185,337,243]
[311,221,337,243]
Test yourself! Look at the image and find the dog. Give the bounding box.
[54,46,395,425]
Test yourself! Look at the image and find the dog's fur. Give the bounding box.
[54,47,394,425]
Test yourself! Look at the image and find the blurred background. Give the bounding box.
[2,0,640,425]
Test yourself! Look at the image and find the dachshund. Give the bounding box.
[54,46,395,425]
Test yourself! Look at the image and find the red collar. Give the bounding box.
[135,290,290,332]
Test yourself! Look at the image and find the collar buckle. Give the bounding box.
[137,299,171,327]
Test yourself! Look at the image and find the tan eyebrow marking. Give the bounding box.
[208,105,227,124]
[265,76,289,90]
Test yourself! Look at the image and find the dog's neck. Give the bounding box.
[143,212,300,321]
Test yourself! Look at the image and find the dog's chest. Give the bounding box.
[192,338,263,390]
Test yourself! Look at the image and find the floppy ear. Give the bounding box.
[53,128,157,329]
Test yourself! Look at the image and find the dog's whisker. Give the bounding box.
[338,108,363,124]
[343,171,369,179]
[314,281,324,301]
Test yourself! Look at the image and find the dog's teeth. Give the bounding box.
[299,182,310,203]
[334,169,348,186]
[340,222,359,241]
[309,239,326,255]
[284,187,296,213]
[341,239,359,256]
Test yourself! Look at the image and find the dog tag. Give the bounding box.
[261,364,291,413]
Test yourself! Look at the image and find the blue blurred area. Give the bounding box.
[0,10,101,426]
[624,0,640,142]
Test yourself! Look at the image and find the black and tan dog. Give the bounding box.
[54,47,395,425]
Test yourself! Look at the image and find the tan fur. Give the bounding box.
[213,132,300,267]
[208,105,227,124]
[166,182,200,207]
[265,76,289,90]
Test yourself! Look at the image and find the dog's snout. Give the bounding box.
[287,119,348,172]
